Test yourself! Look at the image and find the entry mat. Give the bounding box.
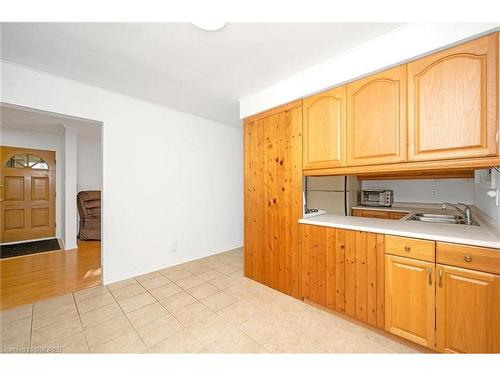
[0,239,61,259]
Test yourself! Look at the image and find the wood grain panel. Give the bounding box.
[352,209,363,217]
[408,33,498,161]
[303,156,500,177]
[31,207,49,228]
[389,212,408,220]
[351,209,409,220]
[366,233,378,326]
[303,86,346,170]
[436,242,500,274]
[436,265,496,353]
[301,224,310,300]
[317,226,327,306]
[385,235,435,262]
[31,176,49,200]
[335,228,346,312]
[346,65,407,166]
[355,231,368,322]
[288,106,303,298]
[385,255,435,349]
[309,225,318,302]
[493,277,500,353]
[325,228,336,310]
[301,224,335,307]
[344,230,356,317]
[357,169,475,180]
[4,176,24,201]
[4,209,25,230]
[361,210,390,219]
[300,226,384,328]
[244,102,302,299]
[375,234,385,329]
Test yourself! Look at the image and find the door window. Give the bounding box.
[4,154,49,170]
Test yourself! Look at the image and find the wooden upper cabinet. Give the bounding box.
[346,65,407,166]
[303,86,346,170]
[436,265,498,353]
[408,33,498,161]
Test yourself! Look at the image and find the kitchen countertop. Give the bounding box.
[299,204,500,249]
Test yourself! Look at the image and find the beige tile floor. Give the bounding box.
[0,248,424,354]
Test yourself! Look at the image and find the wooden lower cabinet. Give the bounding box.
[351,208,408,220]
[389,211,408,220]
[436,264,500,353]
[385,255,436,349]
[300,225,385,329]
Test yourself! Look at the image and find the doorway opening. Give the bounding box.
[0,103,103,310]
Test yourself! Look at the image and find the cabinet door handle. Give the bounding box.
[438,269,443,288]
[464,255,472,262]
[428,268,433,285]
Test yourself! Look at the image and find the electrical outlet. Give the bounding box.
[170,241,178,253]
[431,189,438,198]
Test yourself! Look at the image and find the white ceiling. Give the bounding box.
[1,23,404,126]
[1,105,102,140]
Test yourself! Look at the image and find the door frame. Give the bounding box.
[1,102,104,287]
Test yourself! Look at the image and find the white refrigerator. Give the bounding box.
[304,176,360,216]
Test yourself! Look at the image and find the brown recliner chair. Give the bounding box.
[77,190,101,240]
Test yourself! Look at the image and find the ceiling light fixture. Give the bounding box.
[192,21,227,32]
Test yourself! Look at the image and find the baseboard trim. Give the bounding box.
[102,243,243,285]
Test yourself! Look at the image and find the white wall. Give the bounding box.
[361,179,474,205]
[473,169,500,223]
[63,126,78,250]
[0,127,64,239]
[240,23,500,118]
[1,61,243,284]
[77,136,102,192]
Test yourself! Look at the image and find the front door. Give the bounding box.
[1,146,56,243]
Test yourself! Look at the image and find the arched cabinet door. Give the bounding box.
[407,33,498,161]
[303,86,346,170]
[346,65,407,166]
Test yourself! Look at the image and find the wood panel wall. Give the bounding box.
[301,225,385,329]
[243,101,303,298]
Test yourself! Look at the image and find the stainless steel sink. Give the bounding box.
[406,213,479,226]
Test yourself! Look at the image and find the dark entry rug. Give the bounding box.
[0,239,61,259]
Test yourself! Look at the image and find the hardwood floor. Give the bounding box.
[0,240,101,311]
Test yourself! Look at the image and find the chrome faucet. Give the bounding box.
[442,202,473,225]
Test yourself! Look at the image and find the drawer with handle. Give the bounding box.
[436,242,500,274]
[385,235,435,262]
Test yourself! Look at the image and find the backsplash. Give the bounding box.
[473,169,500,223]
[361,178,474,204]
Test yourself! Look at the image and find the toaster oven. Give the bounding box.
[361,189,394,207]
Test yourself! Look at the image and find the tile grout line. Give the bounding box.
[106,284,149,352]
[72,292,91,353]
[134,271,245,352]
[178,258,265,353]
[133,277,207,351]
[29,304,34,348]
[9,251,243,353]
[166,264,256,352]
